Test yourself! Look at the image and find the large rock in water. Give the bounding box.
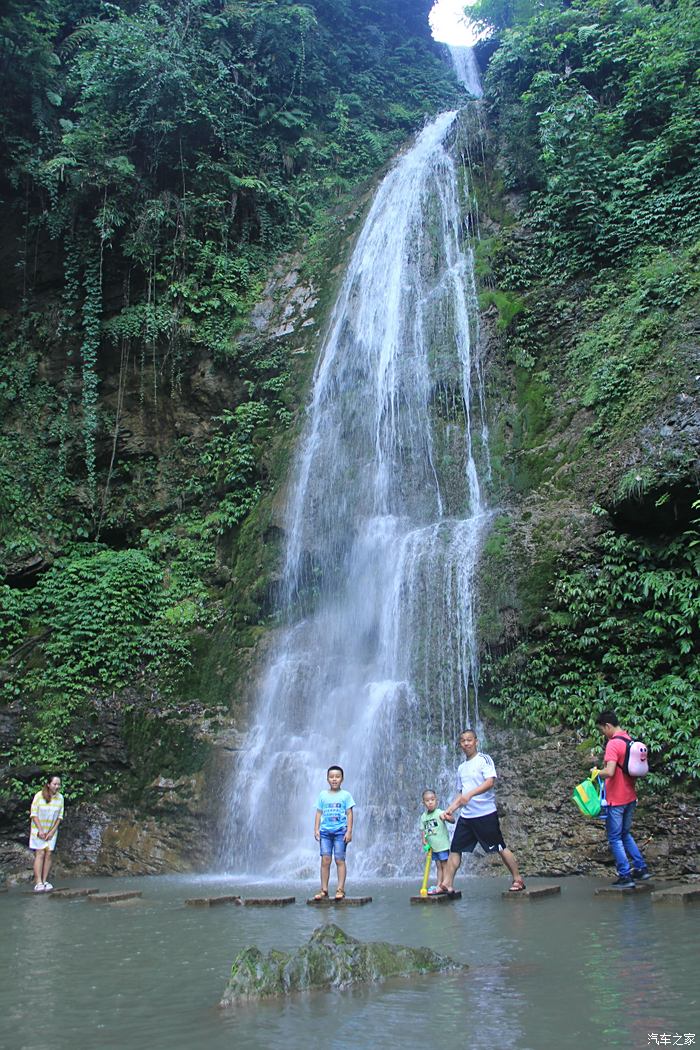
[220,924,464,1005]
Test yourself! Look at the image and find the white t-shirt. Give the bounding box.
[456,753,497,818]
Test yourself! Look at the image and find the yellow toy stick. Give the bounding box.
[420,847,433,897]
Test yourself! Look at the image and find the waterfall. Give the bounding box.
[223,53,490,878]
[448,45,483,98]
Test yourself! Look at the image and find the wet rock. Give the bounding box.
[2,552,53,586]
[220,924,464,1005]
[248,251,319,339]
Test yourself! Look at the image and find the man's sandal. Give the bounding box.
[313,890,329,900]
[508,878,526,892]
[334,889,346,900]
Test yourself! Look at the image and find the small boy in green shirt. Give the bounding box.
[420,789,455,891]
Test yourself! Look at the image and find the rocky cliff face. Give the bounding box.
[487,726,699,881]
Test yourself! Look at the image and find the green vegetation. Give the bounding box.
[469,0,700,780]
[473,0,700,273]
[0,0,459,794]
[2,542,217,794]
[487,528,700,783]
[1,0,698,805]
[0,0,458,550]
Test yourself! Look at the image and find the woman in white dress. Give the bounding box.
[29,774,64,892]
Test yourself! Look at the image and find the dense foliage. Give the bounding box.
[0,0,458,545]
[487,527,700,782]
[473,0,700,274]
[2,0,697,800]
[1,539,220,794]
[0,0,458,791]
[469,0,700,779]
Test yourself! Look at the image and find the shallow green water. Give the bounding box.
[1,875,697,1050]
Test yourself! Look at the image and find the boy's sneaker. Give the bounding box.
[632,868,651,881]
[611,875,636,887]
[42,882,53,891]
[33,883,45,893]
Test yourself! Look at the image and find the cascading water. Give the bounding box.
[448,45,483,99]
[223,54,490,877]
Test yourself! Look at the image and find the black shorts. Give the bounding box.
[450,812,506,855]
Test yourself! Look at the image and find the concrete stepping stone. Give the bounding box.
[88,891,143,903]
[241,896,296,907]
[594,883,652,897]
[502,885,561,900]
[410,891,462,904]
[50,888,99,899]
[185,895,242,907]
[306,896,373,907]
[651,886,700,904]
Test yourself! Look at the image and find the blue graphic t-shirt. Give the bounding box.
[315,789,356,833]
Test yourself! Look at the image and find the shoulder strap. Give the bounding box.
[611,734,631,768]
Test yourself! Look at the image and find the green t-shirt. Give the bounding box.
[420,808,451,853]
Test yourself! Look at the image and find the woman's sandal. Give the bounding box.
[334,889,346,900]
[313,890,329,900]
[508,878,526,892]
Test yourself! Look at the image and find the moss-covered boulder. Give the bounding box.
[219,924,464,1005]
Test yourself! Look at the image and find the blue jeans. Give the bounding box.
[605,802,646,876]
[320,829,347,859]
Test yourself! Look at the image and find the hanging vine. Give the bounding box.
[80,248,102,512]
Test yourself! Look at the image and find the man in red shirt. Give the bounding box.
[595,710,650,887]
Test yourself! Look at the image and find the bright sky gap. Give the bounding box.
[430,0,480,46]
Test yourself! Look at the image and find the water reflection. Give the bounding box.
[584,903,694,1045]
[8,895,65,1050]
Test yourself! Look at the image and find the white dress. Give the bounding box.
[29,791,64,851]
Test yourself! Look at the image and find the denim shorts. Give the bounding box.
[432,849,450,862]
[320,829,347,859]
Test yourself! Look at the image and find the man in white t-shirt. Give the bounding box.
[438,729,526,893]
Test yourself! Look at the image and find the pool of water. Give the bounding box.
[1,875,697,1050]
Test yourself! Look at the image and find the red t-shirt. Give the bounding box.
[604,732,637,806]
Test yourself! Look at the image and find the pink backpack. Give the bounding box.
[613,735,649,777]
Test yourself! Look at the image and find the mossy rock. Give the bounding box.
[220,924,464,1005]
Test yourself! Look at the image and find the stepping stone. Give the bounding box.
[651,886,700,905]
[185,895,242,907]
[88,891,143,903]
[241,896,296,907]
[50,888,99,899]
[306,896,373,907]
[410,891,462,904]
[594,883,652,897]
[502,885,561,900]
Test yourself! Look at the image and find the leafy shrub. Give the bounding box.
[488,529,700,782]
[4,543,218,793]
[478,0,700,274]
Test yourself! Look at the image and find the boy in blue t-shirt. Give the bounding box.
[313,765,355,900]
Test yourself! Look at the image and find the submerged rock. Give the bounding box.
[220,924,463,1005]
